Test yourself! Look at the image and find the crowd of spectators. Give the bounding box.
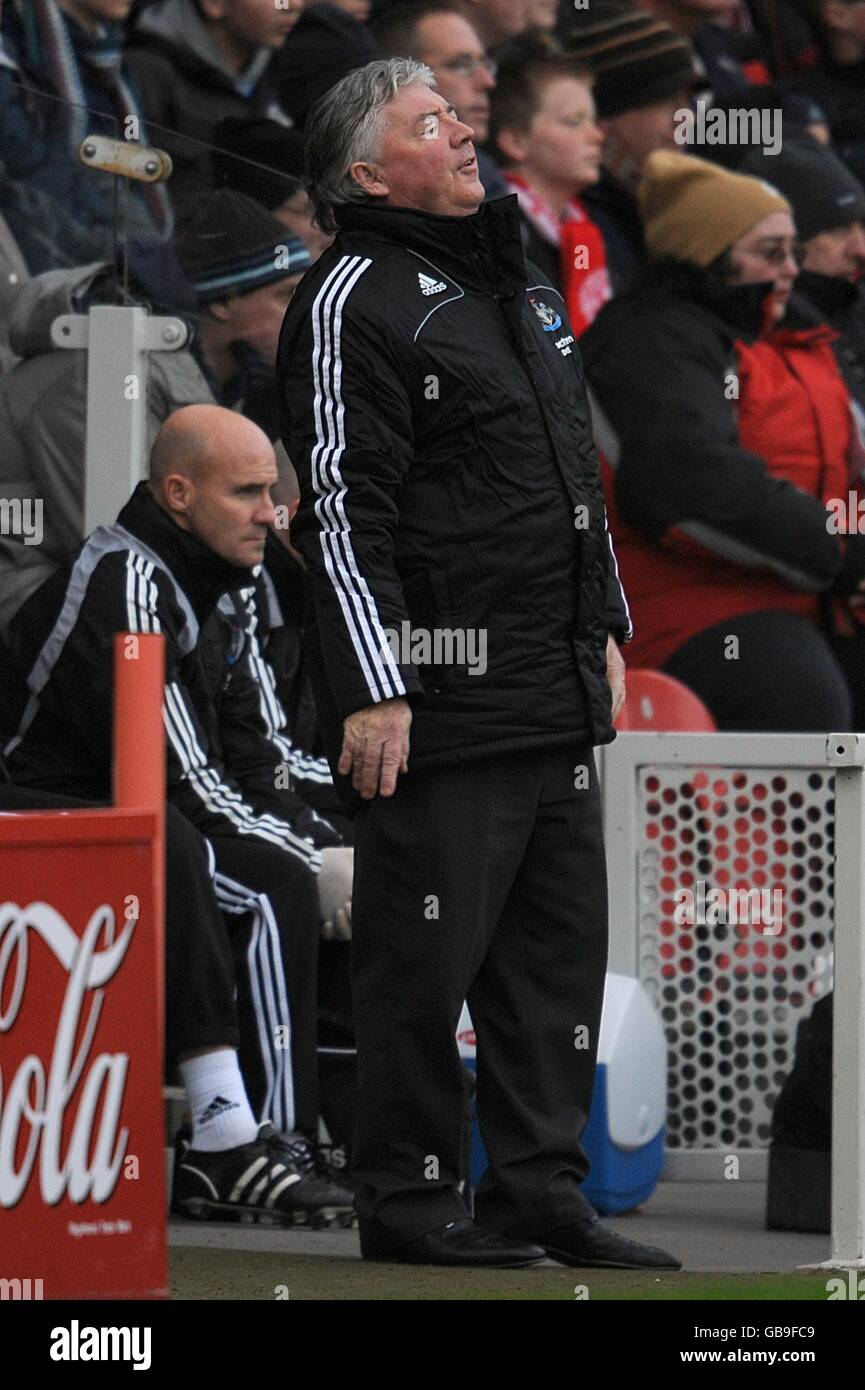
[1,0,864,1222]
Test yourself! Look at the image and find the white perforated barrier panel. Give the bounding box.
[635,763,834,1151]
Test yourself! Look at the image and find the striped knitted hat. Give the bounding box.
[174,190,310,305]
[563,3,701,119]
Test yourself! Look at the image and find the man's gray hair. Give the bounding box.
[304,58,436,233]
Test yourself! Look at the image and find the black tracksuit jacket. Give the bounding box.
[0,483,342,865]
[277,194,631,773]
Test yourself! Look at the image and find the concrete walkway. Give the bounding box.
[169,1181,829,1274]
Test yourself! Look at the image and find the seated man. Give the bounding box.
[0,405,355,1205]
[0,777,353,1223]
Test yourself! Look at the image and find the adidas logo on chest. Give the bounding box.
[418,271,447,295]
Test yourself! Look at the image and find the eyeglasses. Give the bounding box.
[439,56,497,79]
[738,242,801,267]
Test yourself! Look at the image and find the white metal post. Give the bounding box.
[822,732,865,1268]
[51,306,188,532]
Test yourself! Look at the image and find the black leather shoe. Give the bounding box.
[360,1217,547,1268]
[530,1214,681,1270]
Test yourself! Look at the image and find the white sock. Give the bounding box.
[179,1049,259,1153]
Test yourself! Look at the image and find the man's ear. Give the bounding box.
[198,0,227,21]
[208,300,232,323]
[495,125,529,166]
[162,474,194,517]
[349,161,391,199]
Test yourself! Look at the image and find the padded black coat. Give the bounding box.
[278,194,630,771]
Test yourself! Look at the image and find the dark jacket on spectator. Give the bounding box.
[278,195,630,782]
[0,13,168,270]
[126,0,289,209]
[781,57,865,186]
[581,257,865,668]
[273,4,380,129]
[581,168,646,294]
[791,269,865,413]
[0,206,28,371]
[0,482,343,861]
[0,262,211,632]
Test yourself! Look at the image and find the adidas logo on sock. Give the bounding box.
[418,271,447,296]
[198,1094,241,1124]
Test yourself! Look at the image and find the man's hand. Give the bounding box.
[607,634,626,722]
[338,696,412,799]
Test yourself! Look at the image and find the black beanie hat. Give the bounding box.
[741,138,865,241]
[211,117,306,210]
[564,2,701,119]
[174,190,310,304]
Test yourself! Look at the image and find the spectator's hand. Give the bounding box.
[322,903,352,942]
[338,697,411,799]
[607,634,626,721]
[318,846,353,940]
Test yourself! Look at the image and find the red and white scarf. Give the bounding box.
[505,172,611,337]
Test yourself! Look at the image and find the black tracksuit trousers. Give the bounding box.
[207,835,322,1139]
[349,742,609,1241]
[0,786,321,1137]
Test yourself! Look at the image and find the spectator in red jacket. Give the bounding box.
[581,150,865,730]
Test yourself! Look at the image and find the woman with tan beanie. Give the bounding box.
[581,149,865,731]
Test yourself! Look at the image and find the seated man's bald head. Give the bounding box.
[149,404,272,492]
[148,404,279,569]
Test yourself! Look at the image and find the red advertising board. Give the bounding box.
[0,808,167,1300]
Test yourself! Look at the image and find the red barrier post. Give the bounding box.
[113,632,166,1047]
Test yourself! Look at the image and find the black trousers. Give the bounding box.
[664,609,856,732]
[349,743,609,1240]
[207,834,322,1139]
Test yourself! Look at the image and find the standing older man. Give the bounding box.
[278,58,679,1270]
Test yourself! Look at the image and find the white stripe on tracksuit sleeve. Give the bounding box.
[308,254,408,706]
[123,553,321,871]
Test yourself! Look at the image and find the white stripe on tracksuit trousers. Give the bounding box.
[124,554,297,1134]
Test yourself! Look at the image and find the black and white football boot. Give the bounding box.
[259,1124,358,1228]
[171,1123,355,1227]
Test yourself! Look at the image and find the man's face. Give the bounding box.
[729,211,799,322]
[354,83,484,217]
[602,94,692,179]
[212,0,299,47]
[517,77,604,194]
[468,0,529,46]
[801,220,865,282]
[274,189,334,261]
[185,451,278,568]
[218,275,303,363]
[415,13,496,144]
